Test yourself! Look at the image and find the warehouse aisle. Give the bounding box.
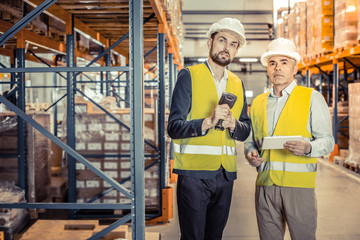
[148,143,360,239]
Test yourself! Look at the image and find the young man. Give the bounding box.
[245,38,335,240]
[167,18,251,239]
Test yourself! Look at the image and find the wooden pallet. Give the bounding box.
[314,51,333,59]
[19,219,160,240]
[343,162,359,173]
[19,220,127,240]
[334,47,345,53]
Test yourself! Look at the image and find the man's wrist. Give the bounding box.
[202,117,214,132]
[305,142,312,155]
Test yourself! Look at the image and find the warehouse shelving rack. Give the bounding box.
[0,0,182,239]
[297,48,360,162]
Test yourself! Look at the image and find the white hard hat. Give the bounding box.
[260,38,300,66]
[207,18,246,48]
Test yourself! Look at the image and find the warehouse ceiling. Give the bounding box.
[0,0,276,69]
[181,0,274,65]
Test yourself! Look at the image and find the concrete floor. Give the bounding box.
[147,143,360,239]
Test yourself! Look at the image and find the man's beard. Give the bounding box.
[210,45,231,67]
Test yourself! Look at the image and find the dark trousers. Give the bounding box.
[177,170,234,240]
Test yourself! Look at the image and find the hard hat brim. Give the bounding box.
[207,29,246,49]
[260,52,301,66]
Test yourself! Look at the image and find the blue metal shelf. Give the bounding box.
[0,1,182,239]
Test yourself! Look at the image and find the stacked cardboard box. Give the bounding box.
[347,83,360,165]
[160,0,183,41]
[314,0,334,54]
[276,11,289,39]
[334,0,359,49]
[358,0,360,42]
[306,0,316,57]
[69,111,169,212]
[288,2,306,60]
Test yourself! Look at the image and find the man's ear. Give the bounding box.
[293,64,298,75]
[207,38,212,50]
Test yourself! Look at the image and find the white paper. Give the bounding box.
[262,135,303,150]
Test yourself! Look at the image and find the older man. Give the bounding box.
[245,38,335,240]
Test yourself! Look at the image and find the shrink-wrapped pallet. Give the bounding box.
[306,0,315,57]
[276,11,289,39]
[347,83,360,165]
[0,112,52,203]
[288,9,297,48]
[289,2,306,60]
[334,0,358,49]
[294,2,307,60]
[276,18,284,39]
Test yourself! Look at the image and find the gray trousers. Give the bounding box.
[255,185,317,240]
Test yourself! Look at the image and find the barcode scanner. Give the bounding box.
[214,92,237,131]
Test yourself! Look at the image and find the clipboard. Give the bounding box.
[262,135,303,150]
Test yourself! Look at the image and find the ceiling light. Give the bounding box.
[245,90,253,97]
[197,58,207,62]
[239,58,258,63]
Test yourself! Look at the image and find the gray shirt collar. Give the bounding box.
[269,80,297,97]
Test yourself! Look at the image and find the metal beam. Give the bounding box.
[0,62,8,68]
[66,16,77,216]
[0,0,58,46]
[144,46,157,59]
[0,66,129,73]
[130,0,145,238]
[182,10,273,15]
[71,13,155,81]
[314,65,331,77]
[4,97,133,205]
[0,203,131,209]
[0,95,132,198]
[183,22,269,26]
[184,37,271,41]
[44,94,67,112]
[185,31,269,35]
[16,47,27,197]
[88,215,132,240]
[333,63,339,144]
[306,69,311,87]
[157,31,167,223]
[86,160,159,204]
[168,53,174,105]
[27,50,67,80]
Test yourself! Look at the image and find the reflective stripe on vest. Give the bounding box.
[173,143,236,156]
[257,161,317,173]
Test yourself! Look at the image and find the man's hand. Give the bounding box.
[212,104,230,124]
[202,104,230,131]
[246,150,264,167]
[222,111,236,131]
[283,139,311,156]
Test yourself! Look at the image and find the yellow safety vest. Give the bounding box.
[173,63,244,174]
[251,86,317,188]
